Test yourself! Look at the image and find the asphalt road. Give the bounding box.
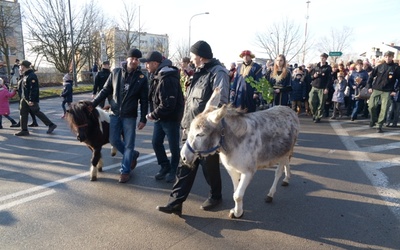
[1,93,399,250]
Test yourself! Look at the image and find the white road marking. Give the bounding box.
[0,152,167,211]
[330,122,400,221]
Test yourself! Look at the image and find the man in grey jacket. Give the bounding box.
[157,40,229,216]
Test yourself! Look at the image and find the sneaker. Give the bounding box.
[14,130,30,136]
[200,198,222,210]
[28,122,38,127]
[118,173,130,183]
[377,127,383,133]
[47,124,57,134]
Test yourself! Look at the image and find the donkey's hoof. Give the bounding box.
[281,181,289,186]
[90,176,97,181]
[265,196,273,203]
[229,210,244,219]
[98,168,103,172]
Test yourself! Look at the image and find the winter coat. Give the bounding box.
[181,58,229,130]
[348,69,368,97]
[92,65,148,123]
[266,69,292,106]
[148,59,184,122]
[290,77,307,101]
[331,79,346,103]
[93,68,111,95]
[309,62,333,89]
[61,80,73,103]
[230,62,263,113]
[0,87,16,115]
[20,69,40,103]
[366,61,400,92]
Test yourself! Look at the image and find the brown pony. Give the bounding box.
[65,101,110,181]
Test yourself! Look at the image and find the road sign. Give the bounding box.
[329,51,342,57]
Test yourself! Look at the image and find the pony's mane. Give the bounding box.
[66,100,100,131]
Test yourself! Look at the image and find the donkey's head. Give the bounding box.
[181,88,228,165]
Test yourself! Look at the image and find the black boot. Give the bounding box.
[156,203,182,216]
[10,121,20,127]
[28,122,38,127]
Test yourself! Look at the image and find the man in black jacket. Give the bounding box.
[157,40,229,216]
[92,49,148,183]
[141,51,184,183]
[14,60,57,136]
[366,51,400,133]
[92,61,111,108]
[308,53,333,123]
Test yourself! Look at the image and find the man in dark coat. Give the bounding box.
[141,51,184,183]
[92,49,148,183]
[92,61,111,108]
[15,60,57,136]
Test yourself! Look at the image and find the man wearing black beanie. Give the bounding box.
[157,40,230,215]
[92,48,148,183]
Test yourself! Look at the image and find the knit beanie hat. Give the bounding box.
[63,73,72,82]
[190,40,213,59]
[21,60,31,68]
[127,48,142,58]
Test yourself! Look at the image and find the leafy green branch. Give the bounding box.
[245,76,274,103]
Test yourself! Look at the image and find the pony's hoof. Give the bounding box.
[98,168,103,172]
[265,196,273,203]
[229,210,244,219]
[90,176,97,181]
[111,147,117,157]
[281,181,289,186]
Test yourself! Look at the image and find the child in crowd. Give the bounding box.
[331,72,347,119]
[290,69,307,114]
[61,73,73,118]
[0,78,18,128]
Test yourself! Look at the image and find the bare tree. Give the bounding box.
[114,0,139,55]
[0,1,22,79]
[171,40,189,66]
[23,0,103,74]
[315,26,354,63]
[255,18,306,63]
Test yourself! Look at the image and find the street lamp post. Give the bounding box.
[302,1,310,65]
[188,12,209,56]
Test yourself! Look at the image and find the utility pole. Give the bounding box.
[67,0,77,86]
[302,1,310,65]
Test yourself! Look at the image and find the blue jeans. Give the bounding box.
[351,99,364,119]
[109,115,138,174]
[152,120,181,174]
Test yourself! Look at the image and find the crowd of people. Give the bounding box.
[226,51,400,134]
[1,41,400,217]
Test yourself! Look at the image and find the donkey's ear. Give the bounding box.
[207,104,227,124]
[205,87,221,111]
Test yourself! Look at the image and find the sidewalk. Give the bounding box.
[9,83,93,103]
